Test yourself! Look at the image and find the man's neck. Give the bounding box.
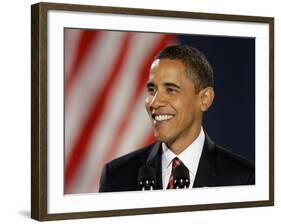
[167,126,202,155]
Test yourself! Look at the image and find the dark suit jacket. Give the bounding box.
[99,134,255,192]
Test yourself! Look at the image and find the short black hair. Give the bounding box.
[155,45,214,92]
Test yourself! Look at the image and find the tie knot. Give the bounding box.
[172,157,183,169]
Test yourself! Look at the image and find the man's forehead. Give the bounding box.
[150,58,186,72]
[147,71,181,86]
[150,59,160,70]
[148,59,186,81]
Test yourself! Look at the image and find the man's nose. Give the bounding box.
[150,92,166,109]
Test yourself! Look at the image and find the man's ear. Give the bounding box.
[199,87,215,112]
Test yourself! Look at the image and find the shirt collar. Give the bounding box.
[162,127,205,176]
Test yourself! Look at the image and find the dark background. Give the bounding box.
[178,34,255,162]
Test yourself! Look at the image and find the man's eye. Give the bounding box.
[167,88,177,93]
[147,87,156,94]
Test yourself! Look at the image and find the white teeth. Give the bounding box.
[154,115,173,121]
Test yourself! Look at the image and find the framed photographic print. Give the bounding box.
[31,2,274,221]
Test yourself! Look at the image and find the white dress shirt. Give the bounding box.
[161,128,205,189]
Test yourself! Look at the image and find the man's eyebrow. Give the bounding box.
[146,82,155,88]
[163,82,181,89]
[146,82,181,89]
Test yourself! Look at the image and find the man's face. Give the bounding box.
[145,59,203,151]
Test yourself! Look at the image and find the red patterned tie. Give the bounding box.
[167,157,183,189]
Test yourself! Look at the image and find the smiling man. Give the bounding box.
[99,45,255,192]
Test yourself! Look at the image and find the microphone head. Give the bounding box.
[173,164,190,189]
[138,165,156,190]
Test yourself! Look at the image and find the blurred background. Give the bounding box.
[64,29,255,194]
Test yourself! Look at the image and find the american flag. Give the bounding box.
[64,29,178,194]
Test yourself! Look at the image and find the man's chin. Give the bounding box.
[153,131,172,143]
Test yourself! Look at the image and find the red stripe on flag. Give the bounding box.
[89,34,176,191]
[64,33,133,193]
[65,30,99,98]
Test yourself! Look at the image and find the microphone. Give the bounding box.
[138,165,156,191]
[173,164,190,189]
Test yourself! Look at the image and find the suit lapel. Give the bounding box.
[146,142,163,190]
[193,134,217,187]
